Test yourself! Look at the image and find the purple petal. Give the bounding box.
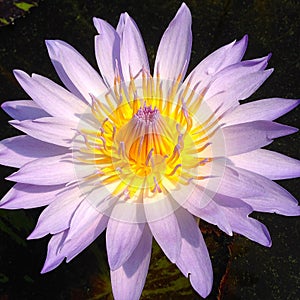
[230,149,300,180]
[148,212,181,263]
[110,225,152,300]
[207,165,264,198]
[61,200,108,262]
[41,230,68,273]
[204,55,271,100]
[0,135,68,168]
[13,70,88,120]
[1,100,49,120]
[119,13,149,81]
[9,117,77,147]
[93,18,122,87]
[184,35,248,89]
[175,207,213,298]
[185,194,232,235]
[154,3,192,81]
[205,69,273,114]
[7,154,76,185]
[0,183,64,209]
[222,120,298,156]
[116,13,125,35]
[229,166,300,216]
[45,40,107,103]
[106,219,145,270]
[214,195,272,247]
[27,186,83,239]
[223,98,300,126]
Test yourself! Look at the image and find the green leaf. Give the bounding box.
[14,2,37,12]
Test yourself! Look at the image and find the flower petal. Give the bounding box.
[1,100,49,120]
[0,183,64,209]
[229,166,300,216]
[222,120,298,156]
[214,195,272,247]
[205,69,273,114]
[110,225,152,300]
[61,200,108,262]
[204,55,271,100]
[45,40,107,103]
[93,18,121,87]
[0,135,68,168]
[184,35,248,89]
[27,186,83,239]
[154,3,192,81]
[119,13,149,81]
[184,190,232,235]
[41,230,68,273]
[9,117,77,147]
[13,70,88,120]
[175,207,213,298]
[148,212,181,263]
[223,98,300,126]
[230,149,300,180]
[106,219,145,270]
[6,154,76,185]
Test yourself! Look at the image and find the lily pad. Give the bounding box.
[0,0,39,27]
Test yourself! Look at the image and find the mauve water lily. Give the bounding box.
[0,2,300,299]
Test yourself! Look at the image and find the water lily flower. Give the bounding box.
[0,2,299,299]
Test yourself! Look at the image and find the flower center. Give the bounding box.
[74,69,222,210]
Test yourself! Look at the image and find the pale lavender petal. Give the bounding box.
[229,166,300,216]
[175,207,213,298]
[148,212,181,263]
[61,200,108,262]
[111,225,152,300]
[223,98,300,126]
[204,69,273,116]
[154,3,192,80]
[0,135,68,168]
[93,18,121,87]
[119,13,149,81]
[6,154,76,185]
[184,35,248,89]
[45,40,107,103]
[222,120,298,156]
[205,56,269,100]
[9,117,77,147]
[214,195,272,247]
[185,194,232,235]
[13,70,88,120]
[230,149,300,180]
[27,186,83,239]
[199,164,265,199]
[116,13,125,36]
[41,230,68,273]
[106,218,145,270]
[0,183,64,209]
[1,100,49,120]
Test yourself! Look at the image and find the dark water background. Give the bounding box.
[0,0,299,299]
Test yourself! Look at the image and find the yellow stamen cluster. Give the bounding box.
[75,69,219,204]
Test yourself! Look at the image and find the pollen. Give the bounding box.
[75,68,220,203]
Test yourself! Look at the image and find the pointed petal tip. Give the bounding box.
[179,2,191,15]
[13,69,29,81]
[235,34,248,47]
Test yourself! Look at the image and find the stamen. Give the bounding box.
[118,141,126,157]
[145,148,154,166]
[151,176,162,193]
[166,164,182,176]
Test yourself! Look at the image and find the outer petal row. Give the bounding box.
[154,3,192,81]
